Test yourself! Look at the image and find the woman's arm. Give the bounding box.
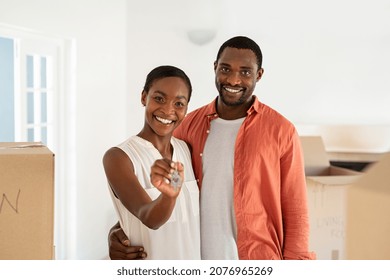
[103,147,183,230]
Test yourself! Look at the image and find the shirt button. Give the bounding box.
[200,153,203,157]
[206,130,210,133]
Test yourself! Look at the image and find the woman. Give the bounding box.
[103,65,200,259]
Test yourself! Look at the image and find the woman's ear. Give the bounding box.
[141,91,147,106]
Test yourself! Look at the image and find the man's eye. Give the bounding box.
[220,67,229,73]
[241,70,251,76]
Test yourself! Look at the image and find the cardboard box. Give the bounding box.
[345,152,390,259]
[300,136,362,260]
[0,142,54,259]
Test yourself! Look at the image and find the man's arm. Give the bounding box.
[280,129,316,260]
[108,222,147,260]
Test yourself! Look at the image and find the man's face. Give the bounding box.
[214,47,263,107]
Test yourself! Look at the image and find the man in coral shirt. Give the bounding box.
[108,36,315,260]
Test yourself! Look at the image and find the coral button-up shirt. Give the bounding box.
[174,96,315,260]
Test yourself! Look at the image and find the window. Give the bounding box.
[0,33,57,148]
[25,54,53,145]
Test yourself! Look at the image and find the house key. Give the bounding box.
[170,169,182,190]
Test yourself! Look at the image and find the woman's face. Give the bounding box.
[141,76,190,137]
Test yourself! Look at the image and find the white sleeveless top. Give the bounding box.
[108,135,201,259]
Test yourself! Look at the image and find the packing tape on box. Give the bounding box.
[0,144,45,149]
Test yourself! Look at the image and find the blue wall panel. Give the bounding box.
[0,37,15,141]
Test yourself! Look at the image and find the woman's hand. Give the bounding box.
[150,159,184,198]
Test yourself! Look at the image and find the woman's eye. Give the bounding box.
[175,102,186,108]
[154,96,164,102]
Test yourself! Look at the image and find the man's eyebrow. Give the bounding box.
[218,62,231,67]
[240,66,254,70]
[218,62,253,70]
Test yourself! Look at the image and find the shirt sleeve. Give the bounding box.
[280,128,316,260]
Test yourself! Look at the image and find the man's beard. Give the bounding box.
[218,89,246,107]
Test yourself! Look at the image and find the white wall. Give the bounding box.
[0,0,389,260]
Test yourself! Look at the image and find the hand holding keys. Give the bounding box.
[150,159,184,197]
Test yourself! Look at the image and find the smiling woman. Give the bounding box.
[103,65,201,260]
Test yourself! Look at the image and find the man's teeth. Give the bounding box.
[224,87,242,93]
[156,116,173,124]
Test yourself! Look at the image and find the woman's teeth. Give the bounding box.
[156,116,173,124]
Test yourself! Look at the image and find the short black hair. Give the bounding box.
[143,65,192,102]
[216,36,263,69]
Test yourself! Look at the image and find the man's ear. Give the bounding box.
[141,91,147,106]
[256,68,264,82]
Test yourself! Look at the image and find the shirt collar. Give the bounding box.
[248,95,262,115]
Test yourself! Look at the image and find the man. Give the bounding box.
[108,36,315,260]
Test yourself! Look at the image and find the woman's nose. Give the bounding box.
[162,102,175,114]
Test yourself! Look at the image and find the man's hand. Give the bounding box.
[109,222,147,260]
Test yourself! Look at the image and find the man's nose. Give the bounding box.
[226,72,241,85]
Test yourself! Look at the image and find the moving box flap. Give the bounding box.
[300,136,330,175]
[353,152,390,193]
[307,173,361,186]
